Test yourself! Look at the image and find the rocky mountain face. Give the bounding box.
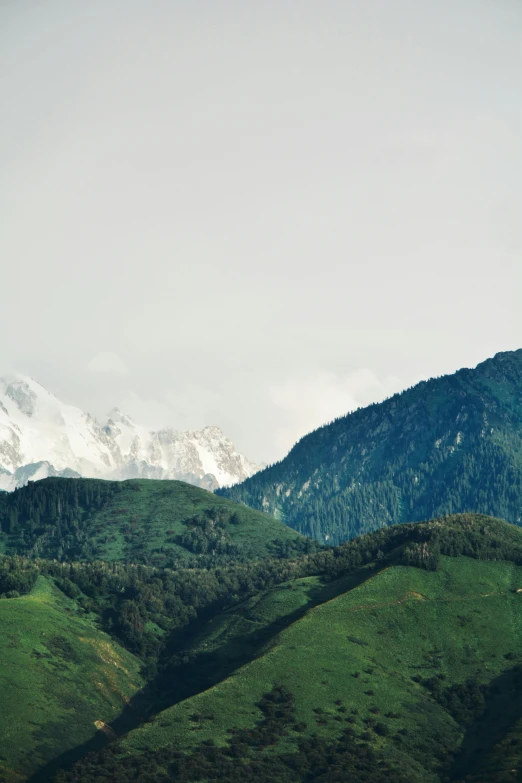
[218,349,522,544]
[0,376,259,491]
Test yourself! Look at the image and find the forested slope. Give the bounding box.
[218,349,522,543]
[0,477,310,566]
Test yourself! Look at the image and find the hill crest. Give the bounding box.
[0,477,309,566]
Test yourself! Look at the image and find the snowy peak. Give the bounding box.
[0,375,259,491]
[103,415,255,490]
[0,374,119,478]
[103,408,150,461]
[106,407,135,428]
[5,378,38,416]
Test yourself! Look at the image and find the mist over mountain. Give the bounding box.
[0,376,259,491]
[218,349,522,543]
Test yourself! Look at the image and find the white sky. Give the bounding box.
[1,0,521,462]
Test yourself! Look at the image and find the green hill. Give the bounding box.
[0,575,143,782]
[50,514,522,782]
[218,349,522,543]
[0,478,310,566]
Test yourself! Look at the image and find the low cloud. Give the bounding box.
[87,352,129,377]
[113,390,177,429]
[114,385,221,432]
[269,368,406,455]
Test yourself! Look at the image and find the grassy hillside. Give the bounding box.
[0,576,143,782]
[55,515,522,782]
[218,349,522,543]
[117,558,522,773]
[0,478,310,566]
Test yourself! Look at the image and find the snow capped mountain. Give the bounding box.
[0,375,259,491]
[103,409,259,489]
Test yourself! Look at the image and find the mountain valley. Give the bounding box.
[1,351,522,782]
[3,511,522,782]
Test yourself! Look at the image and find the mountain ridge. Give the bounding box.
[218,349,522,543]
[0,375,259,491]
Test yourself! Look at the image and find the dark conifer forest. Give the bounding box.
[219,350,522,544]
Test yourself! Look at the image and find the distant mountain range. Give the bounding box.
[219,349,522,543]
[0,375,259,491]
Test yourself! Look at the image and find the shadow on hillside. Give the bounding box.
[449,664,522,781]
[28,564,380,782]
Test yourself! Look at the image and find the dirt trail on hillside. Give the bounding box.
[344,589,510,614]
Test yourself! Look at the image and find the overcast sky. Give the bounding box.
[1,0,521,463]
